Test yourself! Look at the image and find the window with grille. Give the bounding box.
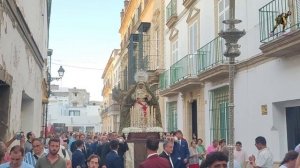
[167,101,178,132]
[209,86,229,141]
[218,0,229,31]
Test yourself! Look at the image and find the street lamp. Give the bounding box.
[58,66,65,78]
[44,49,65,140]
[219,0,245,167]
[50,65,65,81]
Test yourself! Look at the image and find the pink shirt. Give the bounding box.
[206,145,218,154]
[3,152,10,163]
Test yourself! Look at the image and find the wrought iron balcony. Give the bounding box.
[143,55,159,71]
[166,0,178,28]
[159,37,228,96]
[259,0,300,43]
[159,54,201,97]
[259,0,300,57]
[159,69,170,90]
[170,54,198,85]
[159,36,227,89]
[197,36,228,81]
[198,36,226,72]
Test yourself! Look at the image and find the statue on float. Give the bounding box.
[119,71,162,134]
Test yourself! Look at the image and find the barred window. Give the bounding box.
[209,86,229,141]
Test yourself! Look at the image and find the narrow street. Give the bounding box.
[1,0,300,168]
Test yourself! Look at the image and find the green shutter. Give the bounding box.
[209,86,229,141]
[167,101,177,132]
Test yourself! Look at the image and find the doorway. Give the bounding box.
[0,80,10,140]
[191,100,198,139]
[286,106,300,150]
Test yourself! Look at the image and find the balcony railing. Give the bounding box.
[166,0,177,21]
[143,55,159,71]
[259,0,300,43]
[159,37,227,91]
[159,69,170,90]
[170,54,198,85]
[197,36,226,73]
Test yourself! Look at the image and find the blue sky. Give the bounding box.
[49,0,124,101]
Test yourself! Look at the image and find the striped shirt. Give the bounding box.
[23,151,47,166]
[0,161,33,168]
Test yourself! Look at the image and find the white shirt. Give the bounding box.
[294,144,300,153]
[256,148,273,168]
[58,145,70,160]
[227,160,242,168]
[234,149,247,167]
[113,150,118,155]
[163,151,174,168]
[279,164,287,168]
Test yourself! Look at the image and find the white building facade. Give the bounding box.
[0,0,51,140]
[48,86,102,133]
[160,0,300,162]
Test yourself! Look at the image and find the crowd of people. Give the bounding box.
[145,131,300,168]
[0,131,129,168]
[0,130,300,168]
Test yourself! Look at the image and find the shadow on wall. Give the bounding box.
[0,80,10,140]
[21,90,34,134]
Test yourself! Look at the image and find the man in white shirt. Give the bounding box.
[234,141,247,168]
[294,143,300,153]
[249,136,273,168]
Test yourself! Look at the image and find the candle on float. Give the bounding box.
[150,106,153,127]
[149,106,153,127]
[146,106,151,127]
[154,107,156,126]
[130,108,133,126]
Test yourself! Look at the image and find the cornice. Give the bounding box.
[102,50,119,79]
[236,53,273,72]
[119,0,139,36]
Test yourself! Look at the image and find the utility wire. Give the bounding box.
[52,62,104,71]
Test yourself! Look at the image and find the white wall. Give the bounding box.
[234,55,300,161]
[16,0,48,56]
[0,1,48,137]
[48,96,101,133]
[163,0,300,162]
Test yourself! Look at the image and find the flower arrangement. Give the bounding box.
[122,128,131,134]
[122,127,144,133]
[145,127,164,133]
